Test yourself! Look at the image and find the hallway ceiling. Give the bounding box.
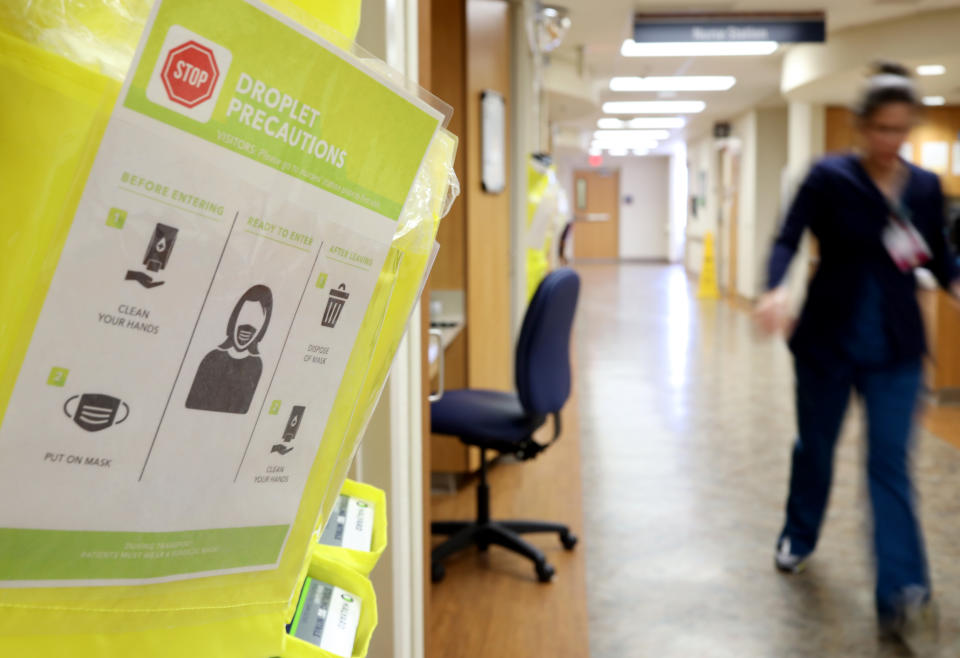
[548,0,960,149]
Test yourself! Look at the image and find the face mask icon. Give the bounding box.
[64,393,130,432]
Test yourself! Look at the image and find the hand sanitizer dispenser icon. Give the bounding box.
[125,222,179,288]
[144,223,178,272]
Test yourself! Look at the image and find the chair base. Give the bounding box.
[431,518,578,583]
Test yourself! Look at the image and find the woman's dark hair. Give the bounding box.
[854,61,919,119]
[220,284,273,354]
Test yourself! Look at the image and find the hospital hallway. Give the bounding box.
[574,262,960,658]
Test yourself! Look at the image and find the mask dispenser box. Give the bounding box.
[314,479,387,576]
[282,554,377,658]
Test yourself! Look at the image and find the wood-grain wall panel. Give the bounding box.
[826,105,960,196]
[465,0,513,391]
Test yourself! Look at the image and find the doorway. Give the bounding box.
[573,169,620,260]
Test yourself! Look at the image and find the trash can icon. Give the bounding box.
[322,284,349,328]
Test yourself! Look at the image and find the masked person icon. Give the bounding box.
[186,284,273,414]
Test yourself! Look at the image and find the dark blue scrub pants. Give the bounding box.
[779,357,929,619]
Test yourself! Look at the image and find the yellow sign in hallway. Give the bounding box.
[697,232,720,299]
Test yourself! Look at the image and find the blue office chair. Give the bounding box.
[430,268,580,583]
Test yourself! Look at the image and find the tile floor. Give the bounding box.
[576,263,960,658]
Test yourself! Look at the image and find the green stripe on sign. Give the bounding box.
[0,525,288,580]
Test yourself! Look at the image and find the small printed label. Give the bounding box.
[106,208,128,229]
[47,367,70,388]
[318,494,374,552]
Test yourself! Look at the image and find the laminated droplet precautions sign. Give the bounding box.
[0,0,442,586]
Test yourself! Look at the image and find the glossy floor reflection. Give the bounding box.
[576,263,960,658]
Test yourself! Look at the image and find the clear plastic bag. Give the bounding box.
[0,0,459,654]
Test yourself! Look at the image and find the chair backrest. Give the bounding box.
[515,268,581,416]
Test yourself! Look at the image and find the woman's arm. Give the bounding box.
[767,165,823,290]
[757,165,823,334]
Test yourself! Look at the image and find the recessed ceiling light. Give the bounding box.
[603,100,706,114]
[592,138,660,150]
[610,76,736,92]
[923,96,946,106]
[591,137,659,150]
[917,65,946,76]
[594,129,670,141]
[621,39,778,57]
[629,117,686,129]
[597,118,626,129]
[597,117,687,129]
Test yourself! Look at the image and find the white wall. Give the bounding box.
[732,114,755,297]
[618,156,670,260]
[686,106,788,299]
[782,102,825,312]
[685,136,719,274]
[753,108,789,298]
[668,143,688,263]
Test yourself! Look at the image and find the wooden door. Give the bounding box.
[573,169,620,260]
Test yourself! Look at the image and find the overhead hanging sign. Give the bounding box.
[633,12,826,43]
[0,0,442,586]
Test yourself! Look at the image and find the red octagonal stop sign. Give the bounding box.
[160,41,220,108]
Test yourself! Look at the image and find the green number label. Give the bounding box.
[47,367,70,387]
[106,207,127,229]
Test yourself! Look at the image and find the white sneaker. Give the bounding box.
[774,537,810,574]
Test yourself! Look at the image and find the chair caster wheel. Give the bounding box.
[431,562,446,583]
[536,562,556,583]
[560,531,578,550]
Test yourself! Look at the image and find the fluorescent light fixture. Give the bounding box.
[594,129,670,141]
[629,117,686,129]
[592,140,660,151]
[603,100,705,114]
[923,96,946,106]
[597,118,626,129]
[608,147,628,157]
[610,76,736,92]
[597,117,687,129]
[621,39,778,57]
[631,149,650,156]
[917,65,946,76]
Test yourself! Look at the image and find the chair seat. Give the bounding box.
[430,389,545,451]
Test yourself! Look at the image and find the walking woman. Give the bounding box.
[756,63,960,651]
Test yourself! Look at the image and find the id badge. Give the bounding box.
[882,215,931,272]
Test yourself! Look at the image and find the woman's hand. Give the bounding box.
[755,286,792,336]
